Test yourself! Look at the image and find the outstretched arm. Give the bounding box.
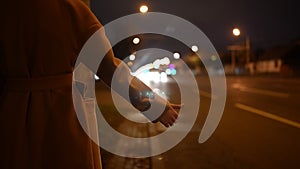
[97,49,180,127]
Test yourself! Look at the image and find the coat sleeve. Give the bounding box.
[65,0,102,54]
[97,49,168,122]
[66,0,167,122]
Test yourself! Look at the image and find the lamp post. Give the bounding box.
[245,36,250,64]
[230,28,240,74]
[228,28,250,74]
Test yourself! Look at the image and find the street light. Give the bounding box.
[173,52,181,59]
[228,28,251,74]
[233,28,241,37]
[133,37,140,45]
[191,45,199,52]
[139,5,149,13]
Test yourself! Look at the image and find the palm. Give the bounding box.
[158,103,182,127]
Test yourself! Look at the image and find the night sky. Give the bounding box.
[91,0,300,52]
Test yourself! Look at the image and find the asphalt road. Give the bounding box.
[96,76,300,169]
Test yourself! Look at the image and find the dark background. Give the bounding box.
[91,0,300,52]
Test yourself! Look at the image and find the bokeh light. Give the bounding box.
[233,28,241,36]
[139,5,149,13]
[173,52,180,59]
[133,37,140,44]
[129,54,136,61]
[191,45,199,52]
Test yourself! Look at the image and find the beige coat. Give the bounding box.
[0,0,104,168]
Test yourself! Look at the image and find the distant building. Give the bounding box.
[246,45,285,74]
[247,59,282,75]
[246,39,300,75]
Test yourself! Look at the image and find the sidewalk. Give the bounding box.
[96,82,154,169]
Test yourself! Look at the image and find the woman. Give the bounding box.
[0,0,179,169]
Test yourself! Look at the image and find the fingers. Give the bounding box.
[169,103,184,110]
[159,109,178,127]
[169,110,178,122]
[156,102,183,128]
[160,118,173,128]
[161,121,170,128]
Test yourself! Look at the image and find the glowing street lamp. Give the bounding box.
[191,45,199,52]
[233,28,241,37]
[133,37,140,45]
[173,52,180,59]
[139,5,149,13]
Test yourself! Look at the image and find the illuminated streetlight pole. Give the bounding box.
[231,28,240,73]
[228,28,251,74]
[245,36,250,64]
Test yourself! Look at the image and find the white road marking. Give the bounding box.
[232,83,289,98]
[240,87,289,98]
[199,90,217,99]
[200,90,212,98]
[235,103,300,129]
